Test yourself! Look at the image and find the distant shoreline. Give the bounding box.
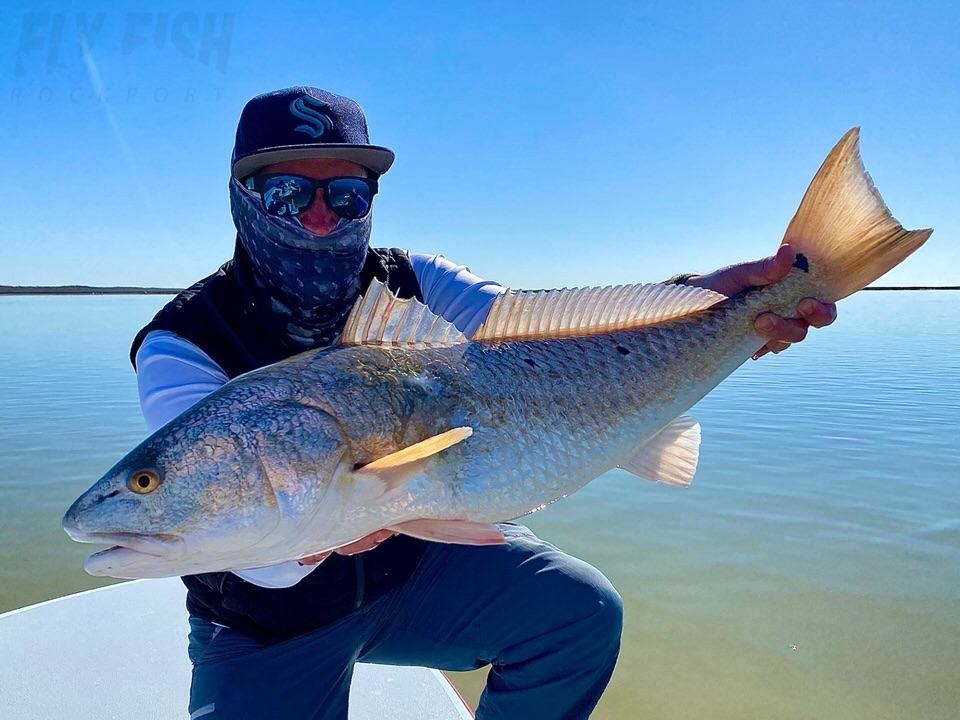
[1,285,958,296]
[0,286,181,295]
[861,286,960,291]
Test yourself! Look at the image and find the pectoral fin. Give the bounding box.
[353,427,473,491]
[618,415,701,487]
[387,519,506,545]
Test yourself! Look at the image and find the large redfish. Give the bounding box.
[63,129,930,578]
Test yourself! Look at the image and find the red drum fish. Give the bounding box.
[63,129,931,578]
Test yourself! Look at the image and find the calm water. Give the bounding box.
[1,292,958,719]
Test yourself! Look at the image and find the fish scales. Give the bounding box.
[281,290,762,524]
[62,128,932,578]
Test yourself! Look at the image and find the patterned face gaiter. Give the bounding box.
[228,178,371,351]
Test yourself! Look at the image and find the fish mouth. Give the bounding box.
[66,531,184,577]
[65,530,181,554]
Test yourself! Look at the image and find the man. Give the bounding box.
[132,87,835,719]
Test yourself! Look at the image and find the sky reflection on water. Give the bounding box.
[0,291,957,719]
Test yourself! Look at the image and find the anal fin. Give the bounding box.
[387,519,507,545]
[618,415,701,487]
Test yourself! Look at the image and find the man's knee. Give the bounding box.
[477,527,624,660]
[530,554,624,653]
[593,580,624,639]
[570,571,624,652]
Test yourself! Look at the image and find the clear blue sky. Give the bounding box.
[2,0,957,289]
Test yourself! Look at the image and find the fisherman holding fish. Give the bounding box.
[119,88,836,719]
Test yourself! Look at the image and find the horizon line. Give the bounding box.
[2,284,960,296]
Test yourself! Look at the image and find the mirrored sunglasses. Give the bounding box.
[243,174,378,220]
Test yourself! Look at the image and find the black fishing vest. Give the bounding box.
[130,245,429,644]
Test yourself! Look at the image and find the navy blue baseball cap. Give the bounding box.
[231,87,395,179]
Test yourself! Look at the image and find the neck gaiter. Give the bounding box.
[228,178,371,351]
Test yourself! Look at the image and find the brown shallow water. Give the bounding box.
[1,292,958,719]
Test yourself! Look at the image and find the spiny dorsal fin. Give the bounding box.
[340,279,468,347]
[618,415,701,487]
[471,283,725,342]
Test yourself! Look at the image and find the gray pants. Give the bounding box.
[187,524,623,720]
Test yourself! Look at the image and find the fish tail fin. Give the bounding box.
[781,127,931,302]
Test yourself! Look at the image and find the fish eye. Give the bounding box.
[128,469,162,494]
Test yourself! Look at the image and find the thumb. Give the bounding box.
[744,244,795,288]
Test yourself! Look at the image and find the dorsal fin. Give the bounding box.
[342,279,724,347]
[471,282,725,342]
[340,279,468,347]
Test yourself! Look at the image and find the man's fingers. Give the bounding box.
[690,245,836,363]
[688,244,797,297]
[298,528,399,564]
[745,244,794,287]
[752,338,792,360]
[754,313,810,343]
[334,529,397,556]
[798,298,838,328]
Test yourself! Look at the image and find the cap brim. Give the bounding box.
[232,144,395,179]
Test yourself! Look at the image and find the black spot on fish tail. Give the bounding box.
[793,253,810,273]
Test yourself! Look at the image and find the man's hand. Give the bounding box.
[298,529,399,565]
[684,244,838,359]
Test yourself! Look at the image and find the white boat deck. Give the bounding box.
[0,578,473,719]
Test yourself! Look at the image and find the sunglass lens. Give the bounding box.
[261,176,313,217]
[326,178,372,219]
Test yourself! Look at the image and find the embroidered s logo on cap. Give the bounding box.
[290,95,333,138]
